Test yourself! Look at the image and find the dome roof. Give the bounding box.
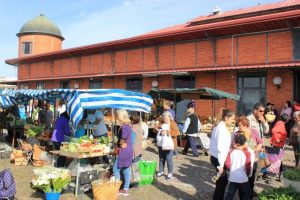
[17,14,64,40]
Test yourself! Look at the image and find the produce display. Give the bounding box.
[60,135,112,157]
[25,124,45,137]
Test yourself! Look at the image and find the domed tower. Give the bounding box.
[17,13,64,58]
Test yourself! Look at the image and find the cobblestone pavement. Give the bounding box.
[0,141,296,200]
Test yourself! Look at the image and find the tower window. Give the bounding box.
[22,42,32,55]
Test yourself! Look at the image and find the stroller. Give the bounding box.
[256,146,285,184]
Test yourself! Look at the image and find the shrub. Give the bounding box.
[284,168,300,181]
[258,187,300,200]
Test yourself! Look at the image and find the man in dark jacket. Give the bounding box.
[182,108,201,157]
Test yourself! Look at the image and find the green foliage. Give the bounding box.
[98,136,109,145]
[26,125,45,137]
[259,187,300,200]
[284,168,300,181]
[52,176,71,193]
[32,183,51,193]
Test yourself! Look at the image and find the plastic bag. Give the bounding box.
[39,152,54,166]
[156,132,163,147]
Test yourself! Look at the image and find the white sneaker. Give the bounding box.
[157,172,163,177]
[167,173,173,180]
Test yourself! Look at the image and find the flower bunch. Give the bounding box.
[32,168,71,193]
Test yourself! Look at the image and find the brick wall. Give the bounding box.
[18,30,294,81]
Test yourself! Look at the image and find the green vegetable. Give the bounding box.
[98,137,109,145]
[284,168,300,181]
[259,187,300,200]
[26,125,45,137]
[68,142,78,152]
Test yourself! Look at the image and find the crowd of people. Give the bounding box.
[49,99,300,198]
[209,101,300,200]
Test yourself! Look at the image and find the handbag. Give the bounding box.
[161,133,174,150]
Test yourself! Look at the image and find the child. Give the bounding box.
[225,134,254,200]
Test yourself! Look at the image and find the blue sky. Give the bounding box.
[0,0,278,78]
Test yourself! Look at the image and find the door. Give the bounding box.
[237,74,266,115]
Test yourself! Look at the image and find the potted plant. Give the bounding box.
[282,168,300,192]
[32,169,71,200]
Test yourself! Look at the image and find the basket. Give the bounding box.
[92,180,122,200]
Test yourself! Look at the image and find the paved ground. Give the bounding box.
[0,140,296,200]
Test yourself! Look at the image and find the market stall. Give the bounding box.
[1,88,153,197]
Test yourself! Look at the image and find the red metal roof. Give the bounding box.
[15,62,300,82]
[6,0,300,66]
[189,0,300,24]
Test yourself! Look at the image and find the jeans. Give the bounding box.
[113,157,131,190]
[210,156,228,200]
[158,147,174,174]
[226,182,251,200]
[247,161,257,199]
[183,135,199,156]
[53,141,66,168]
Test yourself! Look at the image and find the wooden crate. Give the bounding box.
[89,146,104,157]
[15,156,28,166]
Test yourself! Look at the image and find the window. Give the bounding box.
[126,78,142,92]
[237,73,266,115]
[22,42,32,55]
[60,80,70,89]
[36,82,44,89]
[174,75,195,88]
[294,29,300,60]
[89,79,103,89]
[20,83,29,89]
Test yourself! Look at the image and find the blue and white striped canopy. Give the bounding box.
[0,89,75,107]
[0,89,153,127]
[68,89,153,127]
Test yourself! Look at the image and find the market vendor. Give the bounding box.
[87,109,108,138]
[51,111,71,167]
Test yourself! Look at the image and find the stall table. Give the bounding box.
[50,150,113,196]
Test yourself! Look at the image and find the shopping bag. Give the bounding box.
[138,160,157,186]
[161,134,174,150]
[131,162,141,183]
[156,131,163,147]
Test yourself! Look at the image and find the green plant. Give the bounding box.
[284,168,300,181]
[259,187,300,200]
[32,169,71,193]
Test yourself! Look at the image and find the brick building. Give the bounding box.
[5,0,300,117]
